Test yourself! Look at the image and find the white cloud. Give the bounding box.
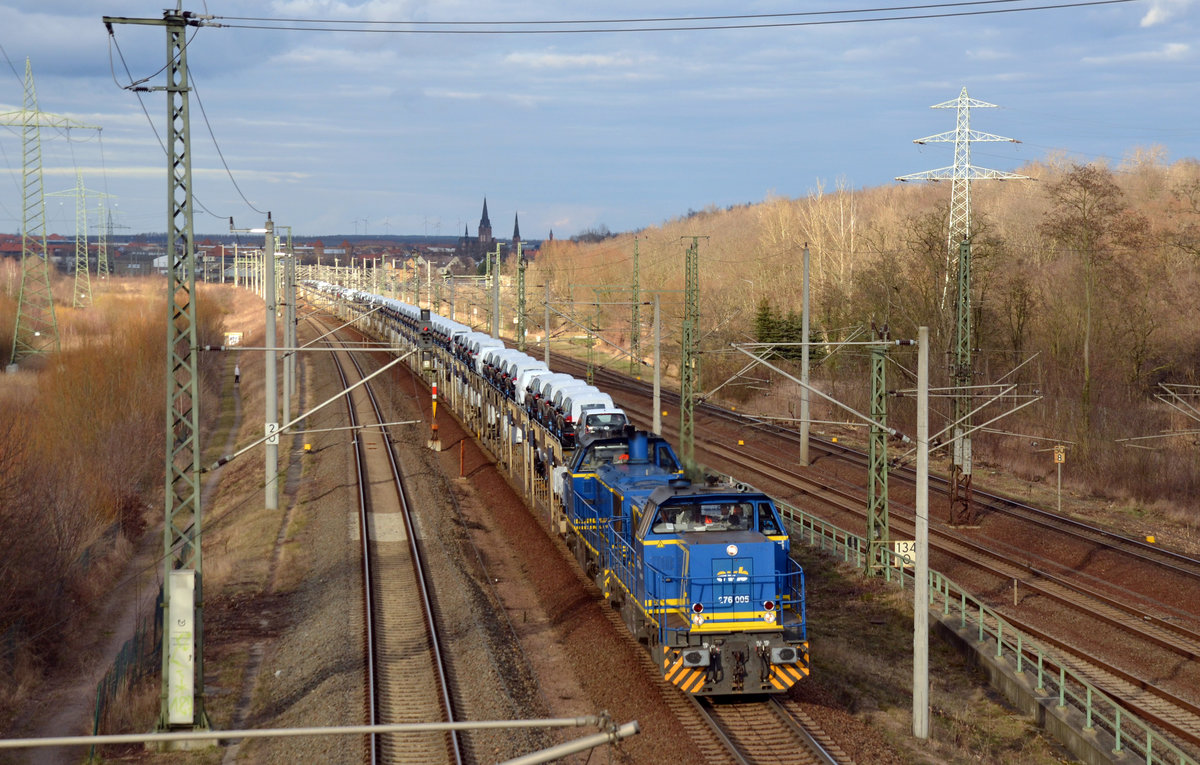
[269,46,400,71]
[420,88,547,108]
[967,47,1014,62]
[504,51,637,69]
[269,0,422,20]
[423,89,484,101]
[1083,42,1191,65]
[41,166,310,183]
[1140,0,1196,26]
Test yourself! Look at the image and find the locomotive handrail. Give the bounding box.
[589,515,807,647]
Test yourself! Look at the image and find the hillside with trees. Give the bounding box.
[528,150,1200,536]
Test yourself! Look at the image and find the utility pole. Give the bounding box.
[491,242,502,338]
[275,226,296,418]
[799,245,811,467]
[544,281,551,366]
[266,224,280,510]
[653,294,662,436]
[913,326,931,739]
[587,291,598,386]
[897,87,1029,526]
[104,6,212,735]
[1,59,101,366]
[286,244,297,402]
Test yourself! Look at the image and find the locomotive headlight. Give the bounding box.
[691,612,705,626]
[764,610,776,623]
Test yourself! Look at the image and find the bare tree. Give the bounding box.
[1039,163,1149,444]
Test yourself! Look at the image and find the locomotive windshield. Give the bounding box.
[577,443,633,471]
[650,500,781,534]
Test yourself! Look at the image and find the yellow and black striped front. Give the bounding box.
[767,647,810,691]
[661,647,708,693]
[661,642,810,695]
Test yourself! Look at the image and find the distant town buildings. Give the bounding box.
[0,201,539,281]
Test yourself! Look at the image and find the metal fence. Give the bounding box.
[773,496,1198,765]
[92,595,162,744]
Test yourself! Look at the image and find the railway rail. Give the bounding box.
[696,697,848,765]
[321,317,463,765]
[567,354,1200,757]
[304,294,869,765]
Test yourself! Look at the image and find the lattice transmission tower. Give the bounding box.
[48,171,115,308]
[897,87,1029,526]
[0,59,101,365]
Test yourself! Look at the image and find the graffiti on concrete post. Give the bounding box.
[167,570,195,725]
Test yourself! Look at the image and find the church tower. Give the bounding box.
[478,198,493,254]
[512,212,521,257]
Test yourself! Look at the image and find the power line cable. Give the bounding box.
[190,73,268,216]
[0,42,22,86]
[219,0,1063,24]
[106,26,231,221]
[210,0,1135,33]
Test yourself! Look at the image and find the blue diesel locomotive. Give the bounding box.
[558,429,810,695]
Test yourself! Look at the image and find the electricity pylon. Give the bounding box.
[71,173,91,308]
[0,59,101,364]
[867,325,891,573]
[897,87,1029,525]
[48,171,115,308]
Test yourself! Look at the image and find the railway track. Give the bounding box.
[316,323,861,764]
[456,420,857,765]
[567,354,1200,754]
[322,319,463,765]
[697,697,849,765]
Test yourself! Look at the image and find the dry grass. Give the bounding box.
[794,545,1075,765]
[0,276,247,731]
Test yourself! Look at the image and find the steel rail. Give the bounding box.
[345,344,464,764]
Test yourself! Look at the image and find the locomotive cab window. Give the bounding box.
[655,445,679,472]
[757,503,783,535]
[650,501,753,532]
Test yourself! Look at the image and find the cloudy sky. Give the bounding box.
[0,0,1196,238]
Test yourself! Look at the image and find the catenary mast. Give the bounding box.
[104,5,212,735]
